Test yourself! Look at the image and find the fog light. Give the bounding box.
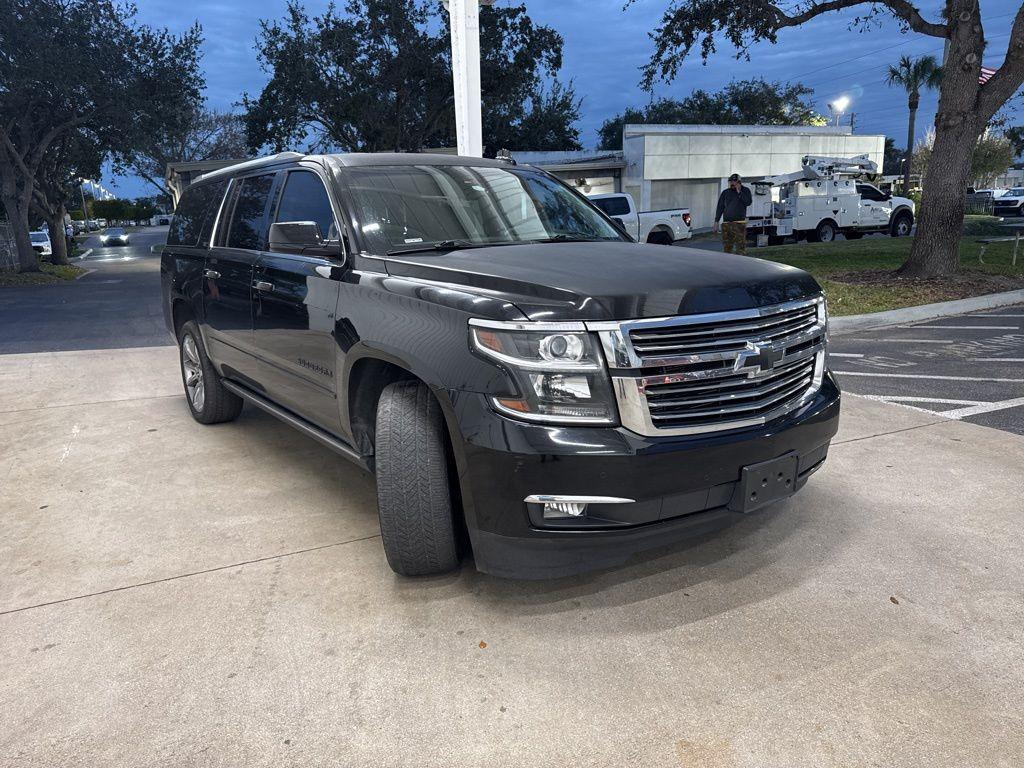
[524,494,636,520]
[544,501,588,518]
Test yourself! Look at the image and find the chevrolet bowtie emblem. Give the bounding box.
[734,342,784,376]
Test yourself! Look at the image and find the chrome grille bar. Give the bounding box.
[591,296,828,436]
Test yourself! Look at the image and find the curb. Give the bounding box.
[70,249,92,261]
[74,268,96,280]
[830,288,1024,336]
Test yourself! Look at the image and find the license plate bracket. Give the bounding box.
[729,453,799,512]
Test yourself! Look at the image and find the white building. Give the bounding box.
[516,124,886,231]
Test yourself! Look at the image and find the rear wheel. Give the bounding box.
[646,229,673,246]
[178,320,243,424]
[807,220,837,243]
[374,381,459,576]
[890,210,914,237]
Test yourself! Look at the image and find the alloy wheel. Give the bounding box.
[182,334,205,412]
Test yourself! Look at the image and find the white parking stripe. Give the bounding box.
[968,313,1024,317]
[834,371,1024,383]
[829,353,864,358]
[842,338,955,344]
[863,396,985,406]
[942,397,1024,419]
[896,324,1018,330]
[970,358,1024,363]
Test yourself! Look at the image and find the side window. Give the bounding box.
[226,173,276,250]
[857,184,883,202]
[196,179,229,247]
[167,187,205,246]
[274,170,338,240]
[593,196,630,217]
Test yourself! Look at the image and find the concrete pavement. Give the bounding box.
[2,344,1022,767]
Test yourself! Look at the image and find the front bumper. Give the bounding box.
[450,372,841,579]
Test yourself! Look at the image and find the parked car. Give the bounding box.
[100,227,130,246]
[587,192,691,244]
[993,187,1024,217]
[30,231,52,257]
[160,152,840,579]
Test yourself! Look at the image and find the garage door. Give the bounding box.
[650,179,721,231]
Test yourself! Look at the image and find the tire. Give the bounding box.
[374,381,459,576]
[177,320,243,424]
[890,211,914,237]
[645,229,673,246]
[807,220,837,243]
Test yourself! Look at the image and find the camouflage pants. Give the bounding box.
[721,220,747,255]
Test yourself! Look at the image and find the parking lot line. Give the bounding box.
[970,313,1024,317]
[970,358,1024,362]
[896,325,1019,330]
[829,352,864,358]
[843,338,956,344]
[940,396,1024,419]
[861,396,985,406]
[834,371,1024,383]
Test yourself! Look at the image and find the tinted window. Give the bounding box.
[274,171,338,240]
[592,196,630,217]
[857,184,885,202]
[30,232,49,243]
[167,179,228,247]
[226,174,276,250]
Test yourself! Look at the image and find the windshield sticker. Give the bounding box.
[404,237,424,243]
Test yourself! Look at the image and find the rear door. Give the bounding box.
[251,166,346,432]
[203,171,279,384]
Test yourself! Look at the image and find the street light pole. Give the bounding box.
[444,0,493,157]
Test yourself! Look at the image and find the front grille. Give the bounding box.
[628,301,818,363]
[642,355,816,429]
[596,297,827,436]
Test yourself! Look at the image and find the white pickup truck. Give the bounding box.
[588,193,691,245]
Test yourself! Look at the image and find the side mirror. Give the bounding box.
[269,221,322,250]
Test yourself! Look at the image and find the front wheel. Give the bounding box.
[375,381,460,576]
[890,211,914,237]
[178,320,243,424]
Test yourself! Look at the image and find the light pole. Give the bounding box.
[828,95,850,127]
[442,0,495,157]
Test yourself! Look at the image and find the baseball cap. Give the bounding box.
[728,173,741,182]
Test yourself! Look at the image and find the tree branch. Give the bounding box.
[779,0,946,37]
[978,5,1024,119]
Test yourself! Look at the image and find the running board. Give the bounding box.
[222,380,369,471]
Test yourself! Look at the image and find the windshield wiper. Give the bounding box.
[387,239,478,255]
[533,234,606,243]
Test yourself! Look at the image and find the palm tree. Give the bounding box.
[886,55,943,193]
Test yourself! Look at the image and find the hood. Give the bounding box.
[383,241,821,322]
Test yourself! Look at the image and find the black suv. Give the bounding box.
[161,152,840,579]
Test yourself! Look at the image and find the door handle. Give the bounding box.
[253,280,274,292]
[203,269,221,279]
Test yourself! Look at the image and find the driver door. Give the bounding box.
[252,167,347,433]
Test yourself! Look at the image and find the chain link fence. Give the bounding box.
[0,222,18,271]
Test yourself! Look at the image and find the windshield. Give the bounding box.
[30,232,48,243]
[345,164,623,252]
[1008,188,1024,196]
[106,228,125,235]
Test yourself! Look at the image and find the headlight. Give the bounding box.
[469,319,617,424]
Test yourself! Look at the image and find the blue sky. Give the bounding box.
[112,0,1021,197]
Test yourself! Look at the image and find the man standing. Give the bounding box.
[712,173,752,255]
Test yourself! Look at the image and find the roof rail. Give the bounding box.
[194,151,305,184]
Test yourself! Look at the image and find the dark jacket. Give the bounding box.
[715,185,752,223]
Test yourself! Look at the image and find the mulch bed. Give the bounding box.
[827,269,1024,299]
